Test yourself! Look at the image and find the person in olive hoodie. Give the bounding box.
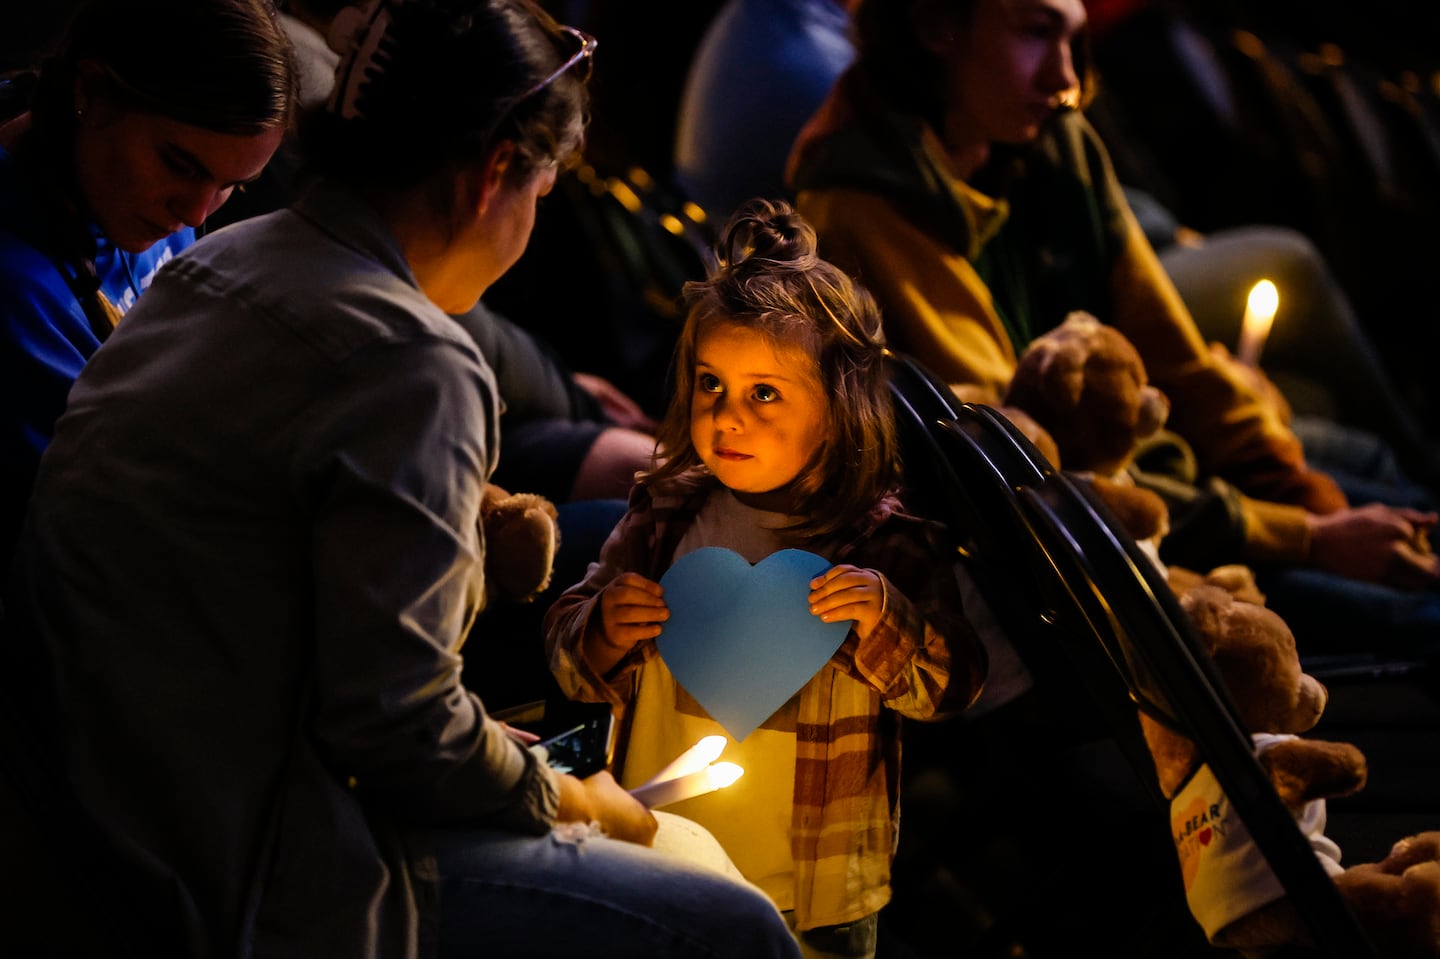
[788,0,1440,642]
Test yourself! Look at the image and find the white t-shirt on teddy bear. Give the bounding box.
[1169,732,1345,938]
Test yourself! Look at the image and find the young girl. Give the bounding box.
[544,198,988,958]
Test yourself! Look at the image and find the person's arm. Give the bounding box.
[1307,503,1440,592]
[1089,133,1346,515]
[1139,450,1440,592]
[0,257,99,458]
[453,299,601,423]
[554,768,658,845]
[571,371,658,432]
[0,261,99,560]
[543,482,664,709]
[295,337,558,832]
[826,514,988,720]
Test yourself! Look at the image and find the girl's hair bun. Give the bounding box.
[717,197,819,275]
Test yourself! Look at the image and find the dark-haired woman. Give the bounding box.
[0,0,297,568]
[0,1,800,956]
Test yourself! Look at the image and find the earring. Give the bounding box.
[74,107,86,120]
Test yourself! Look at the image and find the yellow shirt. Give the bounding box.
[623,662,799,908]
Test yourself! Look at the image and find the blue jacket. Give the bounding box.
[0,143,193,567]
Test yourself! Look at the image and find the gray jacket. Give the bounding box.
[4,178,558,958]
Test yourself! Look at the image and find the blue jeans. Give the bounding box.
[431,825,801,959]
[1254,566,1440,662]
[1289,415,1436,510]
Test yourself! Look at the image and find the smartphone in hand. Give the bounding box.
[534,711,616,778]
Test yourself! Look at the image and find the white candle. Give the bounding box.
[1236,279,1279,367]
[636,735,727,790]
[630,762,744,809]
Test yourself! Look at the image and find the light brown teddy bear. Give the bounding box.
[480,483,560,605]
[1004,311,1171,486]
[1002,311,1262,604]
[1144,585,1440,958]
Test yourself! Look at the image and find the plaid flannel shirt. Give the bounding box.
[544,471,987,928]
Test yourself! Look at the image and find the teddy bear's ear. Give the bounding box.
[1060,310,1104,335]
[1178,584,1231,655]
[1028,338,1087,411]
[1202,564,1266,607]
[1136,384,1171,437]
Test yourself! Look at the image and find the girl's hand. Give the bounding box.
[584,572,669,674]
[598,572,669,648]
[809,564,885,640]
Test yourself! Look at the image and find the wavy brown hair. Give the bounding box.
[644,198,897,543]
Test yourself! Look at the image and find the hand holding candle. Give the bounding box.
[1236,279,1279,367]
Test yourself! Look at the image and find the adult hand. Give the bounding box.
[809,564,885,640]
[573,372,660,433]
[555,769,658,846]
[1307,503,1440,591]
[584,572,668,674]
[499,722,541,745]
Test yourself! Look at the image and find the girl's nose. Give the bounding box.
[713,393,744,430]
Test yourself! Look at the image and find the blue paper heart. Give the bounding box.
[656,547,852,741]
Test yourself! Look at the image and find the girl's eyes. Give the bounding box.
[695,373,780,403]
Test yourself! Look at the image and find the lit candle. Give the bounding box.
[635,735,727,790]
[630,762,744,809]
[1236,279,1279,367]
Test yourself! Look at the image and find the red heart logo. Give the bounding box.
[1198,827,1213,846]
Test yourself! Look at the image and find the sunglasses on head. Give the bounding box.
[518,24,597,100]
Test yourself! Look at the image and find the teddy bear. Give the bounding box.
[1142,584,1440,958]
[1000,311,1173,556]
[1003,311,1171,486]
[1000,311,1264,604]
[480,483,560,605]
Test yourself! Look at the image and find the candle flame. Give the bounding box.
[1247,279,1278,322]
[1236,278,1280,366]
[708,762,744,789]
[696,735,727,765]
[637,735,731,791]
